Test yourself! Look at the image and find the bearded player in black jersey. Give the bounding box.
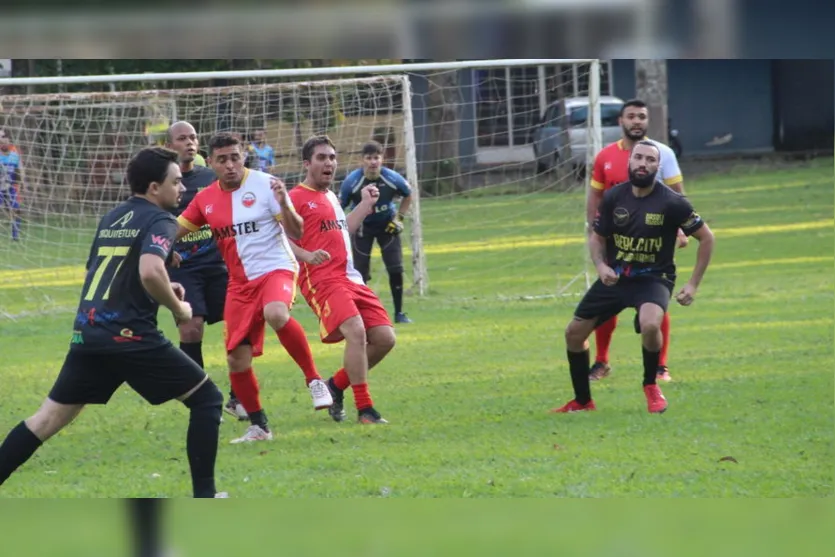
[553,140,715,414]
[0,147,226,498]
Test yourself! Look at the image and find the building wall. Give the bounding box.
[612,59,775,155]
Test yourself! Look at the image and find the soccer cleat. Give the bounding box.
[643,384,668,413]
[230,424,273,444]
[358,407,388,424]
[224,398,249,421]
[656,365,672,382]
[588,362,611,381]
[309,378,333,410]
[550,399,597,413]
[394,312,413,324]
[326,377,347,422]
[214,492,230,498]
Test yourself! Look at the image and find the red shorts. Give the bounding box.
[223,269,297,357]
[305,279,391,344]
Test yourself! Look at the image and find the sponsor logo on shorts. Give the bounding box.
[242,192,256,208]
[70,330,84,344]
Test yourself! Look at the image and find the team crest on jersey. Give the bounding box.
[613,207,630,226]
[307,201,318,209]
[241,192,256,208]
[604,162,612,170]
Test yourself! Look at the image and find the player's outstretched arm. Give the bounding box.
[676,223,714,305]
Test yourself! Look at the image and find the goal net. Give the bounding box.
[0,59,605,319]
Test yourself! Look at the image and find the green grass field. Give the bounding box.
[0,158,832,500]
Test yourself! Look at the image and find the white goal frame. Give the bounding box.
[0,58,603,298]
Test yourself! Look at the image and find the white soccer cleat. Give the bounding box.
[230,424,273,444]
[214,492,230,498]
[224,399,249,421]
[309,378,334,410]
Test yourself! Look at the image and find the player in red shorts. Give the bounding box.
[586,99,687,383]
[175,132,333,444]
[288,135,396,425]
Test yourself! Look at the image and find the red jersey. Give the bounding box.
[590,139,683,191]
[177,168,298,284]
[288,184,364,297]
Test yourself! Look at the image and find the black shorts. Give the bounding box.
[48,344,207,406]
[574,276,674,327]
[168,265,227,324]
[352,225,404,282]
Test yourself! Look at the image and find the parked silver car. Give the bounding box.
[532,95,625,174]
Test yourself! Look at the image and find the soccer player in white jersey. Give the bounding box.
[175,132,332,443]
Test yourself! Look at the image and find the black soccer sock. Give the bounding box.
[389,271,404,314]
[642,347,661,386]
[248,410,269,432]
[0,421,43,486]
[129,498,162,557]
[567,349,593,405]
[184,381,223,498]
[179,341,204,369]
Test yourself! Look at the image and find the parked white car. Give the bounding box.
[532,95,625,174]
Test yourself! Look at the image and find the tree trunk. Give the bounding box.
[425,69,460,194]
[634,60,669,144]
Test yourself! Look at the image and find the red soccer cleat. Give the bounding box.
[551,399,596,413]
[643,384,668,413]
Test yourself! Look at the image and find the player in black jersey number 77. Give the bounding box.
[553,140,715,415]
[0,147,227,498]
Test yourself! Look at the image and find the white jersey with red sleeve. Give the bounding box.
[288,184,364,297]
[177,169,298,283]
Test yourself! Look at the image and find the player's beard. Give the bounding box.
[629,166,657,188]
[622,124,645,141]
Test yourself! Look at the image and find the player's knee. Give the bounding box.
[341,316,367,346]
[183,379,223,423]
[27,399,82,442]
[178,318,205,343]
[263,302,290,331]
[369,325,396,352]
[564,319,589,347]
[386,265,404,276]
[227,348,252,373]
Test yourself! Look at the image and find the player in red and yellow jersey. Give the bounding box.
[288,135,396,425]
[586,99,687,383]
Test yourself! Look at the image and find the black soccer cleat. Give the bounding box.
[358,407,388,424]
[327,377,347,422]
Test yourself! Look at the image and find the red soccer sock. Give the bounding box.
[659,313,671,367]
[351,383,374,411]
[332,368,351,391]
[229,368,262,414]
[277,317,322,384]
[594,315,618,364]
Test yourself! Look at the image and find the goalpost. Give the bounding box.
[0,59,604,318]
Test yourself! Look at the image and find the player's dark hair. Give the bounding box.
[620,98,647,116]
[302,135,336,162]
[127,147,179,195]
[633,140,661,157]
[207,131,241,155]
[361,140,384,157]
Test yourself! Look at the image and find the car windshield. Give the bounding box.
[569,103,623,127]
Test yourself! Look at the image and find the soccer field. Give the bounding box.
[0,157,832,498]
